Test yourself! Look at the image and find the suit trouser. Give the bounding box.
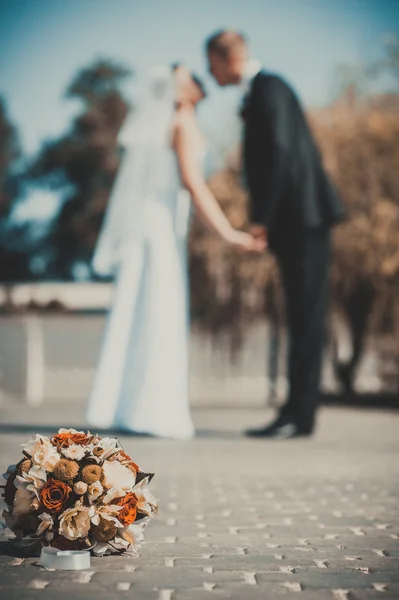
[272,228,331,433]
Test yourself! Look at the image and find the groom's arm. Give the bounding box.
[249,75,294,232]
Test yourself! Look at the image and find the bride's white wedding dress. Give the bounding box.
[86,148,195,439]
[86,67,196,439]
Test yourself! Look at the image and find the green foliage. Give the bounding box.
[30,59,132,278]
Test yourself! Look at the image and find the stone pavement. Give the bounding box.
[0,404,398,600]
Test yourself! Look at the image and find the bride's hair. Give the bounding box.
[191,73,207,98]
[171,62,207,98]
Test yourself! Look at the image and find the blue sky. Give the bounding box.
[1,0,398,219]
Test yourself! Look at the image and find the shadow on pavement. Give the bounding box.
[0,540,41,558]
[321,391,399,410]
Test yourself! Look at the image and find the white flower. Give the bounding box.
[36,513,54,536]
[91,524,144,557]
[31,444,60,472]
[13,488,39,516]
[132,477,158,516]
[59,504,91,541]
[102,487,120,505]
[74,481,88,495]
[15,466,47,498]
[87,481,103,503]
[21,434,52,457]
[92,541,113,556]
[102,460,136,503]
[117,521,146,548]
[90,504,123,528]
[21,434,59,472]
[62,444,86,461]
[92,437,121,462]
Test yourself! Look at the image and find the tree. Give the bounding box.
[372,33,399,85]
[0,97,32,282]
[0,97,21,217]
[30,60,132,279]
[316,35,399,392]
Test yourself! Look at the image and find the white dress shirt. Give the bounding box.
[240,59,263,101]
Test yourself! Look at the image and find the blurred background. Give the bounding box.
[0,0,398,408]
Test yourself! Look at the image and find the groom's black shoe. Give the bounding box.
[245,420,311,439]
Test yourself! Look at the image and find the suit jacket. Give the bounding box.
[243,72,345,235]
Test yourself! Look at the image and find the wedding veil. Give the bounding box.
[92,65,176,277]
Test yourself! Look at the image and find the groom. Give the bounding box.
[206,30,345,438]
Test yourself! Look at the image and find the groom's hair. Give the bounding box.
[205,30,247,59]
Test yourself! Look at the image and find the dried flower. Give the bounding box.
[40,479,72,513]
[3,430,156,556]
[32,445,60,473]
[53,459,79,486]
[81,464,103,485]
[90,503,122,527]
[21,434,52,458]
[115,493,138,525]
[36,512,54,536]
[102,461,136,503]
[13,487,39,516]
[20,435,58,473]
[115,451,140,474]
[87,481,103,503]
[62,445,86,461]
[132,478,158,517]
[52,429,90,449]
[118,521,146,548]
[17,459,32,476]
[91,516,117,542]
[58,504,92,541]
[73,481,88,495]
[92,438,121,462]
[15,466,47,498]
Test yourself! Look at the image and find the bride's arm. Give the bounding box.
[174,112,263,251]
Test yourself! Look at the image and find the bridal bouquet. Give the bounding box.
[1,429,158,556]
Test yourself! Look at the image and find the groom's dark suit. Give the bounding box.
[243,72,345,434]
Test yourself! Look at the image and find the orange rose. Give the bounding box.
[52,432,90,448]
[40,479,72,513]
[115,493,138,525]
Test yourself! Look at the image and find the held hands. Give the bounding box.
[248,224,268,247]
[225,227,267,253]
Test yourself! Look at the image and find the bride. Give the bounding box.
[86,64,263,439]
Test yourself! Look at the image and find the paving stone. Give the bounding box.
[0,406,398,599]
